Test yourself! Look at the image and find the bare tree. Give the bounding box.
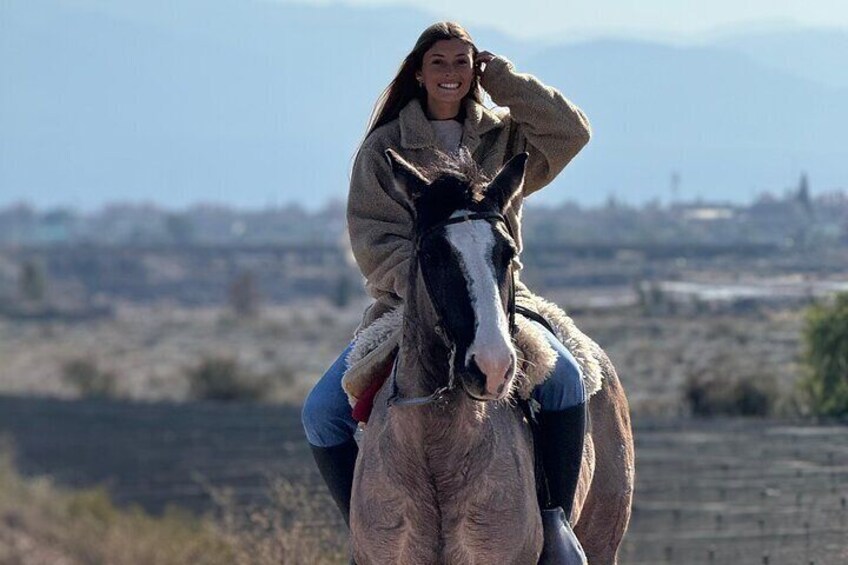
[19,260,46,303]
[228,270,260,318]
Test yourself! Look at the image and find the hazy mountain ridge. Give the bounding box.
[519,39,845,202]
[1,0,845,208]
[709,28,848,90]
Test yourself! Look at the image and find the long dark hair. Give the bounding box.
[357,22,484,152]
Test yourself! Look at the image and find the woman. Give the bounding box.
[302,21,592,560]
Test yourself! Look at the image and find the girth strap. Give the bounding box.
[520,396,552,509]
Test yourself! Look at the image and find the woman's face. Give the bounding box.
[416,39,475,108]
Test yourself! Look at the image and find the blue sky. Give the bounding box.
[3,0,845,209]
[274,0,848,40]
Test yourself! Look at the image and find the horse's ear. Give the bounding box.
[486,152,528,211]
[385,149,429,203]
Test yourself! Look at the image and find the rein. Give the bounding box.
[387,211,518,408]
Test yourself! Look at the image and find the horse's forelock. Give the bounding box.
[420,150,490,201]
[413,151,496,234]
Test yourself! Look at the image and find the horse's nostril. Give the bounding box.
[503,358,515,381]
[466,354,486,382]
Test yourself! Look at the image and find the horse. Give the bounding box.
[350,149,634,564]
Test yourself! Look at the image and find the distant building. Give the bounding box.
[678,205,736,222]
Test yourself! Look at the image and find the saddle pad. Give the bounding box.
[351,354,395,423]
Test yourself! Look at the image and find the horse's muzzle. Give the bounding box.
[461,353,516,401]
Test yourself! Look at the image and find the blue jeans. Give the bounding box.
[301,320,585,447]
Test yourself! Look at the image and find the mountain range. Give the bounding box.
[1,0,846,209]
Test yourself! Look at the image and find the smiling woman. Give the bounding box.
[359,22,486,139]
[300,20,614,564]
[415,38,478,119]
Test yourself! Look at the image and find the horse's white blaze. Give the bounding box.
[445,210,514,394]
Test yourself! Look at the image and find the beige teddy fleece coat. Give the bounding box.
[343,55,592,401]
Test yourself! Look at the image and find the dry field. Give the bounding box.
[0,300,367,404]
[0,397,846,564]
[571,307,804,417]
[621,419,848,564]
[2,298,839,563]
[0,300,806,417]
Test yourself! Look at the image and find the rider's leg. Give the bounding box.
[301,342,359,526]
[529,320,588,564]
[530,319,586,518]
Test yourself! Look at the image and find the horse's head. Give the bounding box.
[385,148,528,401]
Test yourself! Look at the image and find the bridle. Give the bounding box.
[387,210,518,408]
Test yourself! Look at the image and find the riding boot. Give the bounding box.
[537,402,588,565]
[308,437,358,528]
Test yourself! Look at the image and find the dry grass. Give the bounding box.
[0,300,365,404]
[0,449,346,565]
[0,298,808,416]
[571,308,805,417]
[211,477,347,565]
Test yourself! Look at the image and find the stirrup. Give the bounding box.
[538,507,587,565]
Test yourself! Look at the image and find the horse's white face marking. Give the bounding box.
[444,210,514,396]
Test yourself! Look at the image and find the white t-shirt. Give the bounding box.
[430,119,463,154]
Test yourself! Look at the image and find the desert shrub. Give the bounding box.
[62,359,118,398]
[331,273,359,309]
[187,357,271,402]
[272,364,296,387]
[801,292,848,417]
[0,449,233,564]
[213,477,346,564]
[685,374,777,417]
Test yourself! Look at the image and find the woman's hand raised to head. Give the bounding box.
[475,51,497,78]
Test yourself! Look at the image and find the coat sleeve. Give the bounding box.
[480,55,592,197]
[346,145,414,303]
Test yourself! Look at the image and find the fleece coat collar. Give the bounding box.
[398,97,504,153]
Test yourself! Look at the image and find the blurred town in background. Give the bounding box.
[2,176,846,320]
